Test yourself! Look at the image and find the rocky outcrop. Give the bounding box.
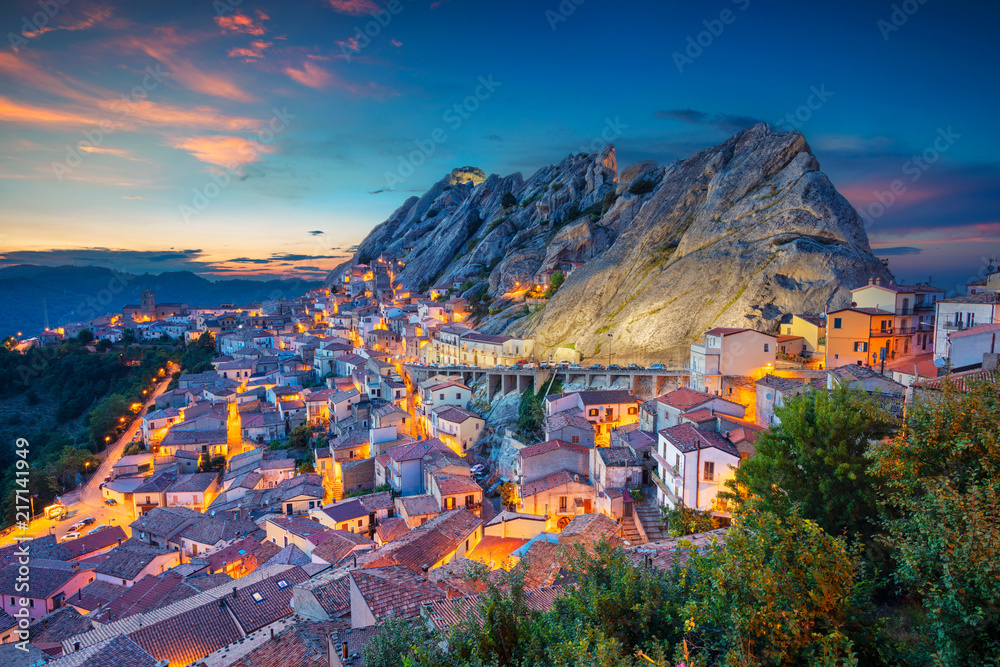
[332,124,890,363]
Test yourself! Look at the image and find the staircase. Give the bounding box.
[635,495,669,542]
[620,514,644,545]
[330,477,344,502]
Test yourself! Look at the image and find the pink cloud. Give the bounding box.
[325,0,382,15]
[337,37,361,53]
[123,29,256,103]
[20,2,113,40]
[215,10,269,36]
[228,40,273,61]
[391,39,403,47]
[285,61,335,88]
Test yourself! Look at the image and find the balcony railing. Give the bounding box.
[870,326,917,336]
[896,307,914,316]
[943,322,968,331]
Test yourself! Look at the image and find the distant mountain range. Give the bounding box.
[0,265,319,338]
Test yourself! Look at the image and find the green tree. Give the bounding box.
[723,386,897,543]
[87,393,130,446]
[46,445,99,491]
[680,506,879,666]
[501,191,517,209]
[659,504,715,536]
[77,329,95,344]
[869,381,1000,665]
[121,328,136,345]
[361,615,429,667]
[201,455,226,473]
[287,425,311,450]
[549,270,564,290]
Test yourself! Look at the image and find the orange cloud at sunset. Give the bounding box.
[215,10,270,36]
[165,135,274,168]
[0,95,97,127]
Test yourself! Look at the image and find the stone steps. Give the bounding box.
[620,516,644,545]
[635,503,668,541]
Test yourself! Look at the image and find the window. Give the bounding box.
[559,496,568,511]
[358,519,363,527]
[440,393,445,400]
[833,318,842,329]
[465,495,474,507]
[251,592,265,603]
[571,435,580,444]
[588,408,599,417]
[276,579,289,589]
[627,407,637,415]
[456,393,461,400]
[704,461,715,481]
[764,343,769,352]
[853,341,868,353]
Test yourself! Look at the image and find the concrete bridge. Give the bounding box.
[402,364,689,400]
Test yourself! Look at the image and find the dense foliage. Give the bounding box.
[869,382,1000,664]
[0,334,214,525]
[364,380,999,666]
[723,386,898,544]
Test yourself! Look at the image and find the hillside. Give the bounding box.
[0,267,320,338]
[335,124,890,363]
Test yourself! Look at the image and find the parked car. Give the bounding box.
[132,431,141,442]
[569,364,583,369]
[627,363,642,370]
[80,517,97,525]
[648,363,664,370]
[68,522,84,532]
[469,464,487,475]
[588,364,604,370]
[88,525,110,535]
[61,532,82,542]
[104,498,117,506]
[608,364,622,370]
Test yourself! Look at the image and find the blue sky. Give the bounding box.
[0,0,996,290]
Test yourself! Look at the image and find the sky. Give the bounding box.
[0,0,997,290]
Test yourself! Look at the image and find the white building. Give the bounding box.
[933,293,1000,363]
[653,424,742,520]
[688,328,776,395]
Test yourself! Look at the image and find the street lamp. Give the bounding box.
[607,333,613,367]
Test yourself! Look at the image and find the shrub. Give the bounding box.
[501,191,517,209]
[628,178,656,195]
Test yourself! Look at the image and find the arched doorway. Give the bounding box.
[556,516,571,530]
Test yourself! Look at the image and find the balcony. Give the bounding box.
[943,322,968,331]
[870,326,917,336]
[896,307,914,316]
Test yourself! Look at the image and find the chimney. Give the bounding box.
[270,628,275,641]
[868,278,874,285]
[232,586,238,598]
[421,564,429,580]
[875,277,882,286]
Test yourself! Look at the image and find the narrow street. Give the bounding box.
[0,361,178,548]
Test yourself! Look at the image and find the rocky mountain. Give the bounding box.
[337,124,891,364]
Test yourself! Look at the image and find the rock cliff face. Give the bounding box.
[334,124,891,363]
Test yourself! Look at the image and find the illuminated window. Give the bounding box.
[252,592,265,602]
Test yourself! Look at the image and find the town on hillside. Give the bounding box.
[1,257,998,666]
